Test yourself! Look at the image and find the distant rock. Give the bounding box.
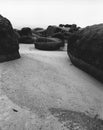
[64,24,71,28]
[59,24,80,33]
[0,15,20,62]
[20,27,32,36]
[44,25,67,37]
[59,24,64,27]
[51,33,65,47]
[67,24,103,82]
[68,24,79,33]
[18,27,35,44]
[32,27,44,32]
[35,37,63,50]
[19,36,35,44]
[31,27,45,37]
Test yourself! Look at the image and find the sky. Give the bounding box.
[0,0,103,29]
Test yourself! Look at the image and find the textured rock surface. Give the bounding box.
[67,24,103,81]
[19,36,35,44]
[68,24,103,69]
[19,27,35,44]
[0,15,20,62]
[44,25,66,37]
[32,28,45,34]
[50,108,103,130]
[13,29,20,39]
[59,24,80,32]
[20,27,32,36]
[35,37,63,50]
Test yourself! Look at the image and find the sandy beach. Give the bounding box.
[0,44,103,129]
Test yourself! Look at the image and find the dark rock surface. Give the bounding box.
[20,27,32,36]
[19,36,35,44]
[44,25,66,37]
[49,108,103,130]
[0,15,20,62]
[69,24,78,32]
[59,24,64,27]
[59,24,80,33]
[13,29,20,39]
[67,24,103,81]
[32,27,44,32]
[51,33,65,47]
[18,27,35,44]
[35,37,63,50]
[64,24,72,28]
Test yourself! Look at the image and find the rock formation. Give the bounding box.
[20,27,32,36]
[35,37,63,50]
[0,15,20,62]
[51,33,65,47]
[32,27,44,32]
[44,25,66,37]
[67,24,103,82]
[19,36,35,44]
[19,27,35,44]
[59,24,64,27]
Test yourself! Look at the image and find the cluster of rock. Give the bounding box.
[59,24,80,32]
[67,24,103,82]
[32,24,80,50]
[32,26,63,50]
[0,14,103,82]
[0,15,20,62]
[13,24,80,51]
[15,24,80,48]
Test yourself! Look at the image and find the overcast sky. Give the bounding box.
[0,0,103,29]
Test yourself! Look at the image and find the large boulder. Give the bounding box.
[35,37,63,50]
[0,15,20,62]
[13,29,21,40]
[67,24,103,82]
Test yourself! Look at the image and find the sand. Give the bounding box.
[0,44,103,129]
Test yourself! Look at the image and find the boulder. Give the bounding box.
[19,27,35,44]
[51,33,65,47]
[13,29,20,39]
[32,27,44,32]
[32,28,46,37]
[67,24,103,82]
[45,25,66,37]
[19,36,35,44]
[20,27,32,36]
[69,24,79,33]
[0,15,20,62]
[64,24,71,28]
[16,29,21,36]
[35,37,63,50]
[59,24,64,27]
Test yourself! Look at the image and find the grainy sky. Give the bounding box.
[0,0,103,29]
